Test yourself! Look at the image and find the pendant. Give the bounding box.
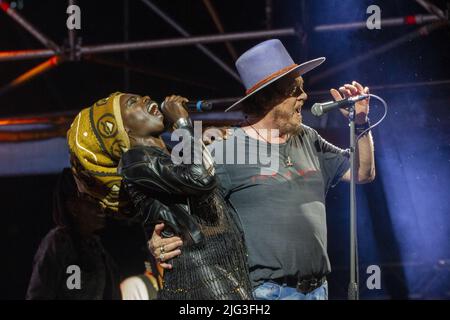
[285,156,294,167]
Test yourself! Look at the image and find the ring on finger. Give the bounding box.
[160,245,165,255]
[159,253,165,261]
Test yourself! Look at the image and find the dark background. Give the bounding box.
[1,0,449,299]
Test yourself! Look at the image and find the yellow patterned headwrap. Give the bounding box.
[67,92,130,213]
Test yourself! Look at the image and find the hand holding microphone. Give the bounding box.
[312,81,370,124]
[330,81,370,124]
[159,95,190,126]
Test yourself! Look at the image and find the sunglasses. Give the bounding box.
[287,84,304,98]
[276,78,305,98]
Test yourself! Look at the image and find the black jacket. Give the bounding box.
[119,145,216,244]
[118,145,253,299]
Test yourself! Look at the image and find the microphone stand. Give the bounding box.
[347,104,359,300]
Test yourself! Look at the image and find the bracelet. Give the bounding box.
[173,118,193,130]
[355,118,371,136]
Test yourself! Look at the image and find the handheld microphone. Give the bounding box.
[311,94,369,117]
[160,100,213,112]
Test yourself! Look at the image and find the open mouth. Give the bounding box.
[146,102,161,116]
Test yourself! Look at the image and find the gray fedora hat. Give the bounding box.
[225,39,325,112]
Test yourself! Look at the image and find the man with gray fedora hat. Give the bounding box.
[149,39,375,300]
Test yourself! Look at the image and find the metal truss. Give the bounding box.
[0,0,297,95]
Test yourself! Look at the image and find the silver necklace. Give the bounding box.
[245,121,294,168]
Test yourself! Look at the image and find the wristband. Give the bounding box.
[355,118,371,136]
[173,118,193,130]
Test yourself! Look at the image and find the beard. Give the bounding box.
[273,106,303,136]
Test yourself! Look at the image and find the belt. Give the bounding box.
[272,275,326,294]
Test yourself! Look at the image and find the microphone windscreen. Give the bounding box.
[311,103,323,117]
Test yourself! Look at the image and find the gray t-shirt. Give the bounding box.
[209,125,350,286]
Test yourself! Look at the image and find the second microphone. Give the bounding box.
[160,100,213,112]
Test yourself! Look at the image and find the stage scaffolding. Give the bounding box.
[0,0,448,97]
